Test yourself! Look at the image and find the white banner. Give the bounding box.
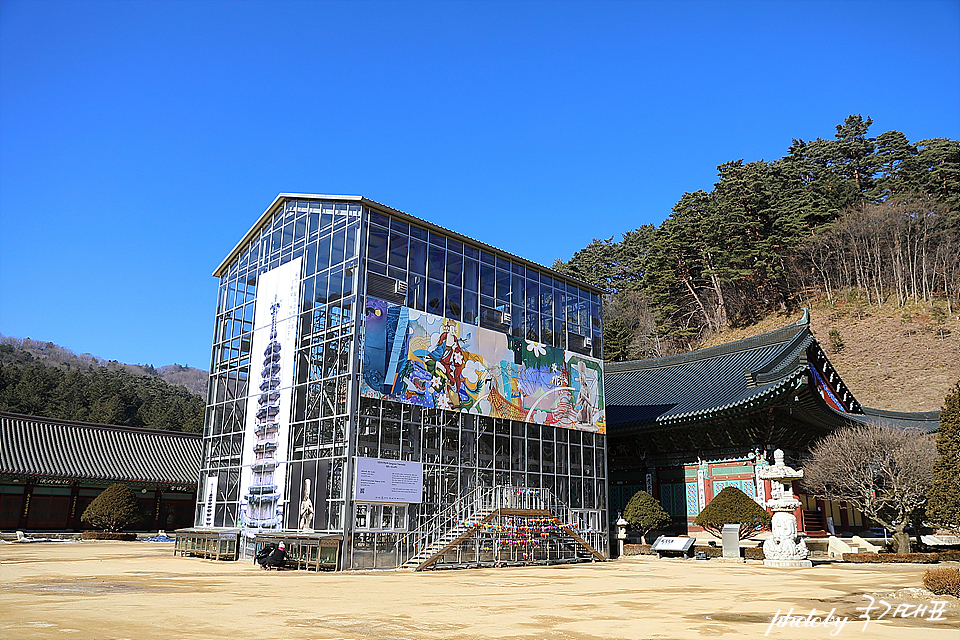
[354,457,424,503]
[239,257,302,529]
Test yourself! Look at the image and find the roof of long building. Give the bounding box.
[605,310,940,435]
[0,412,202,486]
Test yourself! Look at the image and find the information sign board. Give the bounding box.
[354,457,424,503]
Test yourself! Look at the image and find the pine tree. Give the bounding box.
[927,381,960,532]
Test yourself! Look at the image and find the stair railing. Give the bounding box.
[395,485,606,568]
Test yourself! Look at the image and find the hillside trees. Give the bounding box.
[553,116,960,358]
[0,362,204,432]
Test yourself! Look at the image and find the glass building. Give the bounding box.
[198,194,607,569]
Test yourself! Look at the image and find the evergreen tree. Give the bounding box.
[81,483,143,532]
[694,486,771,540]
[622,490,672,543]
[927,381,960,532]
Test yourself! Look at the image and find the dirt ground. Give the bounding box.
[1,541,957,640]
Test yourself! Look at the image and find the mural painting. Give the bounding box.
[361,298,605,433]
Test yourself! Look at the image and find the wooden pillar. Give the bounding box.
[791,480,804,532]
[838,501,850,531]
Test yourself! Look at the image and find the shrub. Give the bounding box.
[81,483,143,533]
[81,531,137,541]
[828,329,844,353]
[744,546,766,560]
[621,543,765,559]
[923,568,960,597]
[694,486,771,540]
[936,549,960,562]
[842,552,940,563]
[622,490,672,543]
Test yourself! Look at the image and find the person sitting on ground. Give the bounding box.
[258,541,287,570]
[254,543,275,566]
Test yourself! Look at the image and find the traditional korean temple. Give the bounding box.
[605,310,939,536]
[0,412,201,532]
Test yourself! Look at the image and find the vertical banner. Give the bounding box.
[202,475,218,527]
[239,258,302,529]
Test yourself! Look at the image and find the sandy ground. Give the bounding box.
[1,542,957,640]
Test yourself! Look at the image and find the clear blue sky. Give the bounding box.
[1,0,958,371]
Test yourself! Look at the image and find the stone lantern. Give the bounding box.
[757,449,812,568]
[616,514,629,557]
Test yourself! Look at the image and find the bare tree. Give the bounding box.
[802,423,937,553]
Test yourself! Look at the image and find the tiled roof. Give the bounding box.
[0,412,201,485]
[605,320,813,429]
[605,313,939,432]
[849,408,941,433]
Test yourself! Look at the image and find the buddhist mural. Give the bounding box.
[361,298,605,433]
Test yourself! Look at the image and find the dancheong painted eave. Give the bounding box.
[212,193,606,295]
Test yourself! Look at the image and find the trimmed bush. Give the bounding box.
[842,552,940,563]
[744,546,766,560]
[622,490,673,543]
[694,486,771,540]
[923,568,960,597]
[81,483,143,533]
[621,543,765,559]
[81,531,137,541]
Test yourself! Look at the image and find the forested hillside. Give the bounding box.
[0,335,207,395]
[554,116,960,365]
[0,338,206,432]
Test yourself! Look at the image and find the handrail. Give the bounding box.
[394,485,605,568]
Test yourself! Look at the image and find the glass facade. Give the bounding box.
[198,195,607,569]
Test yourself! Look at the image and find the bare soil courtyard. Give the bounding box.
[1,541,957,640]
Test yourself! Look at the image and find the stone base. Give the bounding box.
[763,559,813,568]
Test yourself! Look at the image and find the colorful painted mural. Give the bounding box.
[361,298,605,432]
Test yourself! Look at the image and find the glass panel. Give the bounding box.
[368,225,388,264]
[446,287,461,320]
[480,263,495,297]
[408,274,426,311]
[330,228,346,266]
[409,239,427,275]
[496,269,511,304]
[427,279,443,314]
[462,290,478,324]
[317,233,331,272]
[463,258,478,293]
[445,253,463,288]
[428,245,445,281]
[388,231,407,269]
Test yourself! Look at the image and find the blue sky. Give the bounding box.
[1,0,958,371]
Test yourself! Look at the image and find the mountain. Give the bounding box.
[0,335,208,396]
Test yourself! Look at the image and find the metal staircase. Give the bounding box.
[396,485,606,571]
